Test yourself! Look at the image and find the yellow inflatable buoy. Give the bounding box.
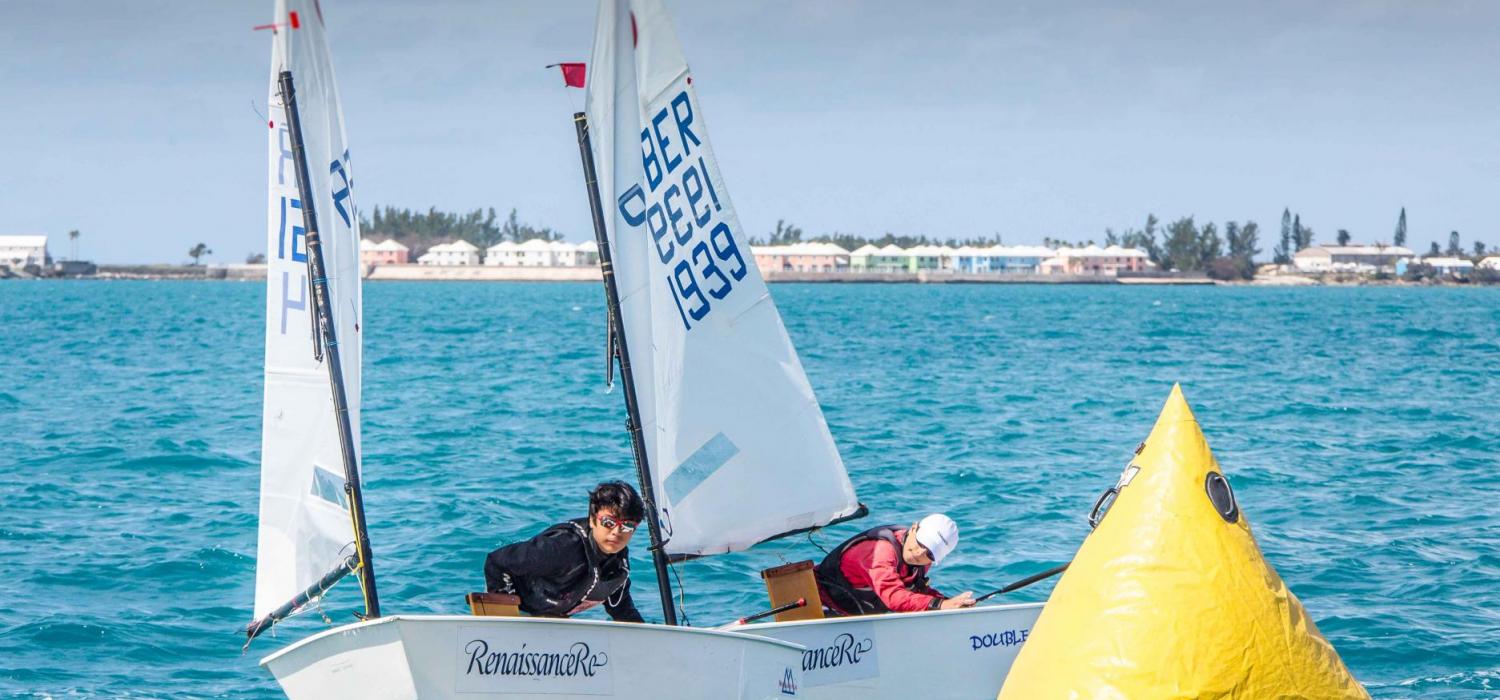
[998,385,1368,699]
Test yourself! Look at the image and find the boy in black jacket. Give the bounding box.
[484,481,645,622]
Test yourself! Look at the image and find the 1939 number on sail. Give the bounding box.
[616,87,749,332]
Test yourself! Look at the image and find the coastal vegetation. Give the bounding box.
[359,206,561,256]
[346,205,1493,284]
[750,220,1004,251]
[751,206,1492,282]
[757,214,1265,280]
[188,243,212,266]
[1112,214,1260,280]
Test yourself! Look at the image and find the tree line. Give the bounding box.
[1104,214,1262,280]
[754,206,1492,281]
[346,205,1491,277]
[359,206,562,256]
[750,220,1005,251]
[756,215,1265,280]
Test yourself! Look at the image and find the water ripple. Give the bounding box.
[0,281,1497,697]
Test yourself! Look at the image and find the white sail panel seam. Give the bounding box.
[638,66,690,107]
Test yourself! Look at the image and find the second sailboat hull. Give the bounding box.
[736,602,1044,698]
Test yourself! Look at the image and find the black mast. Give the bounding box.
[573,112,678,626]
[248,71,380,642]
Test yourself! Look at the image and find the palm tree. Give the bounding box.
[188,243,213,266]
[68,229,80,261]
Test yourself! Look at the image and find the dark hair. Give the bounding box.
[589,481,645,522]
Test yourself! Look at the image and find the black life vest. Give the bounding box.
[815,525,931,615]
[484,519,634,619]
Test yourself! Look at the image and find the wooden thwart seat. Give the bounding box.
[466,592,522,617]
[760,560,825,622]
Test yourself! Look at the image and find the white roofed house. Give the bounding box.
[870,244,909,273]
[948,245,1049,274]
[361,238,409,266]
[849,244,880,271]
[548,240,578,267]
[0,235,49,269]
[1479,256,1500,271]
[484,240,520,266]
[1041,244,1151,275]
[573,240,599,268]
[1419,256,1475,278]
[951,246,990,273]
[751,242,849,274]
[549,240,600,267]
[935,245,961,272]
[374,239,409,265]
[988,245,1052,274]
[1294,244,1413,273]
[416,239,481,266]
[542,240,599,268]
[953,244,1048,274]
[515,238,558,267]
[904,245,946,272]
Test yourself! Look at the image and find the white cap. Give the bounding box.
[914,513,959,566]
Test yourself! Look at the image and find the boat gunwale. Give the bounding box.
[258,613,807,667]
[734,600,1045,632]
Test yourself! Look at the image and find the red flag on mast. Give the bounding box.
[548,62,586,88]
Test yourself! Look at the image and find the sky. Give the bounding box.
[2,0,1497,264]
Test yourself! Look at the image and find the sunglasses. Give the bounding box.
[596,514,638,534]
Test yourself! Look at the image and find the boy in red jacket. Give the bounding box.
[815,513,976,615]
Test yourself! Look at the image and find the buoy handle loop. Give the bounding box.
[1088,486,1118,529]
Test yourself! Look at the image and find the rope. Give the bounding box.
[669,560,691,626]
[806,529,830,555]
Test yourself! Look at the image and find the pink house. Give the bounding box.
[360,238,410,266]
[752,242,850,274]
[1040,245,1150,275]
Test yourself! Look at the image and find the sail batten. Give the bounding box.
[254,0,364,621]
[585,0,860,558]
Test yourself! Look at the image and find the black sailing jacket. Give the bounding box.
[483,518,644,622]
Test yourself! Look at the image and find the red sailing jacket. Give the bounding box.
[818,527,946,614]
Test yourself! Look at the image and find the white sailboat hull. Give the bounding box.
[736,603,1044,698]
[261,615,807,699]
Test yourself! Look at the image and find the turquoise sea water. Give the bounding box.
[1,280,1497,698]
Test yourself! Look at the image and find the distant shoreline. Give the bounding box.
[6,263,1494,286]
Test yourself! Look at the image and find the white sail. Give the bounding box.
[254,0,364,620]
[584,0,859,557]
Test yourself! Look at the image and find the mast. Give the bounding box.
[278,68,380,619]
[573,111,678,626]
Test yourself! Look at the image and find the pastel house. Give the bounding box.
[361,238,409,266]
[903,245,946,272]
[1418,256,1475,277]
[849,244,880,272]
[1040,245,1151,275]
[870,244,908,272]
[751,242,850,273]
[417,239,481,266]
[1294,245,1412,272]
[988,245,1051,273]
